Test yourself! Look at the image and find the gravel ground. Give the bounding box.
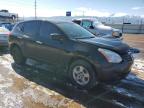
[0,34,144,108]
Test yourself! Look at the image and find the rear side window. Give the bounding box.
[23,21,40,38]
[40,22,62,39]
[82,20,92,28]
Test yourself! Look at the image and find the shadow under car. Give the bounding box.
[11,60,144,108]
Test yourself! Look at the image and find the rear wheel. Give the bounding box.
[11,46,26,65]
[69,60,97,89]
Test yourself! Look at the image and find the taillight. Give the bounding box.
[7,32,12,36]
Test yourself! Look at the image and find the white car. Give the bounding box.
[72,18,123,39]
[0,10,18,20]
[0,27,10,47]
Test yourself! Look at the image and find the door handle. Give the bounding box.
[17,36,22,39]
[36,41,43,44]
[23,35,30,39]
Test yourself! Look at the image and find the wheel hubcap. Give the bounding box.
[72,66,90,86]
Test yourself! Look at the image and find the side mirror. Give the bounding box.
[89,25,94,29]
[50,33,65,41]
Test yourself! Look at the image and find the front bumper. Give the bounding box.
[95,55,133,82]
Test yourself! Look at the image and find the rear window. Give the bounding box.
[73,20,81,25]
[13,21,41,39]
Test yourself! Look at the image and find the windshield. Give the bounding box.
[57,22,95,39]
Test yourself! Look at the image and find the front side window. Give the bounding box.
[40,22,62,39]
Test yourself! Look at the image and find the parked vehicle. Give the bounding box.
[0,10,17,20]
[9,20,133,89]
[0,23,15,31]
[0,27,9,47]
[72,18,122,39]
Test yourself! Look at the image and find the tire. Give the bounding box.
[11,15,16,20]
[68,59,97,89]
[11,46,26,65]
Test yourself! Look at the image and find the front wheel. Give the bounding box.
[69,60,97,89]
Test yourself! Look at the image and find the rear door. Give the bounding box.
[22,20,41,59]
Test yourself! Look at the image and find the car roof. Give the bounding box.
[72,18,97,21]
[17,19,73,25]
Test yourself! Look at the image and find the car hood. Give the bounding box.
[78,37,130,54]
[95,24,121,35]
[96,24,112,31]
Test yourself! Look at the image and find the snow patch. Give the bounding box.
[22,88,62,107]
[0,75,13,88]
[0,74,5,82]
[112,100,127,108]
[114,87,133,98]
[133,59,144,72]
[0,59,13,70]
[2,92,23,108]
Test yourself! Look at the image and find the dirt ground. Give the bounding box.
[124,34,144,59]
[0,34,144,108]
[123,34,144,80]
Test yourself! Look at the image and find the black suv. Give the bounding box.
[9,20,133,89]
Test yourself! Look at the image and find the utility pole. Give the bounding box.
[140,18,143,33]
[35,0,37,19]
[122,16,125,33]
[83,11,84,16]
[82,11,85,17]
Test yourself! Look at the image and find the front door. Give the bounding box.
[36,21,69,68]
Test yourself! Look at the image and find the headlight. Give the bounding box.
[98,48,122,63]
[112,31,120,37]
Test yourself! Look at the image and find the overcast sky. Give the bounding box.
[0,0,144,17]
